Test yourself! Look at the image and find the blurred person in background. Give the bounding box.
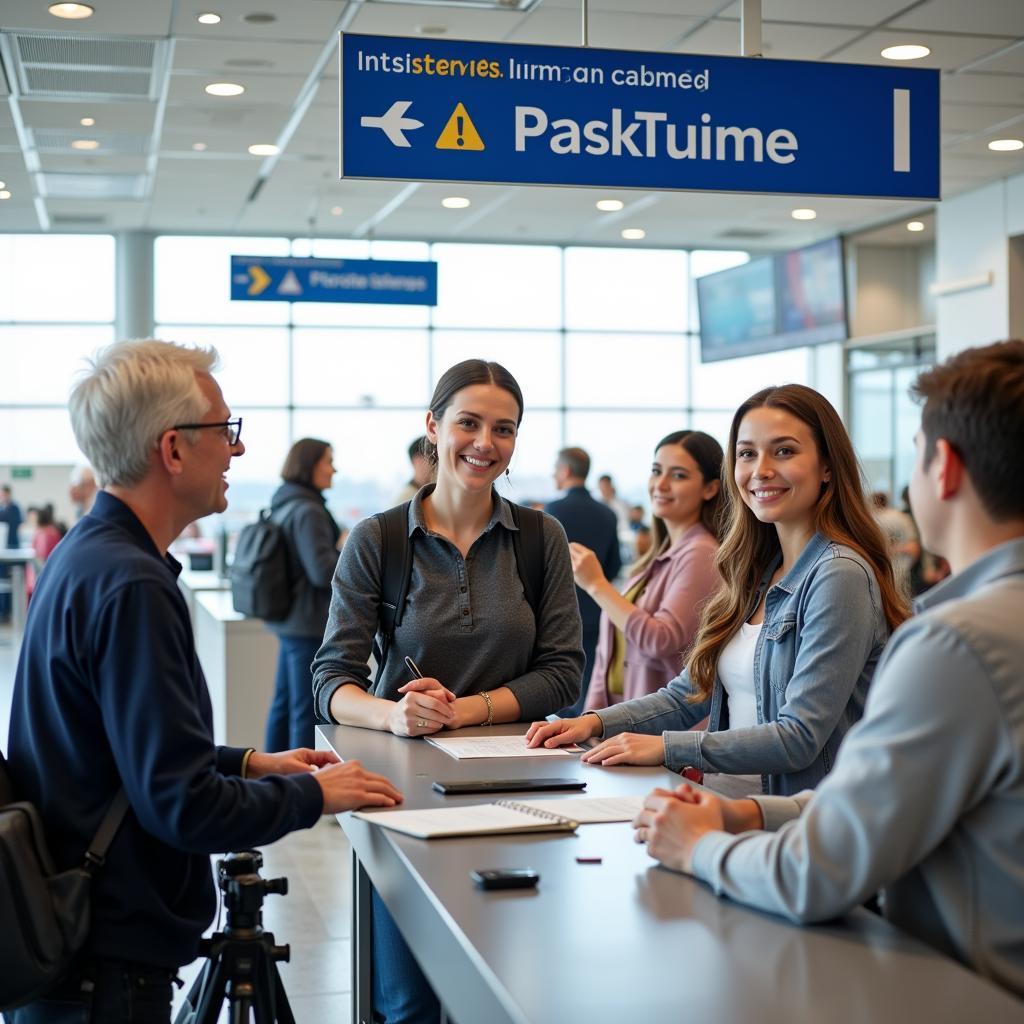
[392,435,435,504]
[68,465,98,519]
[264,437,343,753]
[24,503,66,600]
[0,483,23,622]
[872,490,921,597]
[545,446,621,714]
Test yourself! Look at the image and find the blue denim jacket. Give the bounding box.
[595,533,888,795]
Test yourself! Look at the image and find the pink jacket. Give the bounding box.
[585,523,720,710]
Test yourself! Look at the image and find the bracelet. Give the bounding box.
[479,690,494,727]
[240,747,256,779]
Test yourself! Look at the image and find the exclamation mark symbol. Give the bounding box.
[456,114,465,147]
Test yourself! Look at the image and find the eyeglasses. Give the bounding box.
[172,417,243,445]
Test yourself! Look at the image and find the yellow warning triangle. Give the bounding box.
[435,102,485,151]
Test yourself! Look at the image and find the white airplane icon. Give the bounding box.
[360,101,424,148]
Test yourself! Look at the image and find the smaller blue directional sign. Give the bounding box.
[340,33,939,201]
[230,255,438,305]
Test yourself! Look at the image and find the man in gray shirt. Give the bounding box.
[633,340,1024,999]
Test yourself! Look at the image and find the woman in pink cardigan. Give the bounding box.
[572,430,724,710]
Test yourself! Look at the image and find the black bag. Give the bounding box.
[371,498,545,688]
[0,750,128,1010]
[229,499,302,621]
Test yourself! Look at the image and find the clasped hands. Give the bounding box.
[387,677,481,737]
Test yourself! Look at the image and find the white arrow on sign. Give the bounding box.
[360,100,424,148]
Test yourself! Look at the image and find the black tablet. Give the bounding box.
[432,778,587,795]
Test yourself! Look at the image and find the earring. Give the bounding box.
[505,468,511,477]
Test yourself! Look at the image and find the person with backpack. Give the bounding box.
[258,438,343,752]
[311,358,584,1024]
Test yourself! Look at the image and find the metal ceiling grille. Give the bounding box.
[10,32,169,100]
[39,172,148,200]
[31,128,151,156]
[365,0,542,10]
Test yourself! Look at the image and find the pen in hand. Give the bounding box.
[401,656,457,709]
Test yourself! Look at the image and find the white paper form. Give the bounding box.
[425,735,583,759]
[514,795,646,823]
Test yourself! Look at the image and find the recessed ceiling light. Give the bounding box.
[243,12,276,23]
[205,82,245,97]
[0,191,11,200]
[0,181,6,190]
[881,44,930,61]
[80,116,95,127]
[248,143,279,156]
[48,3,94,19]
[192,142,208,151]
[330,206,343,216]
[197,12,221,24]
[906,221,925,232]
[621,228,646,240]
[988,138,1024,152]
[417,25,447,35]
[791,208,817,220]
[596,198,624,212]
[442,196,470,209]
[71,139,100,150]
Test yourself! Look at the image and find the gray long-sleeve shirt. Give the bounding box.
[312,487,584,722]
[689,537,1024,999]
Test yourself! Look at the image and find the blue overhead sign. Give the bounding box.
[230,255,437,305]
[340,34,939,201]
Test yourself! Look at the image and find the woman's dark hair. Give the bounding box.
[36,504,55,528]
[631,429,724,578]
[281,437,331,490]
[424,359,524,465]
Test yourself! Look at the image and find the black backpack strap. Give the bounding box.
[372,502,414,689]
[83,789,130,873]
[507,501,545,620]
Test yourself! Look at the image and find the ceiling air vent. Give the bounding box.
[718,228,775,240]
[363,0,542,10]
[51,213,109,226]
[39,172,148,200]
[31,128,151,156]
[9,32,170,100]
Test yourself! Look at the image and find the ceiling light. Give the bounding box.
[192,142,207,151]
[417,25,447,35]
[621,228,646,240]
[331,206,343,216]
[197,12,221,24]
[0,191,11,200]
[791,208,817,220]
[71,139,100,150]
[596,198,624,212]
[205,82,245,97]
[80,117,95,127]
[48,3,94,19]
[442,196,470,209]
[0,181,5,190]
[248,143,279,156]
[881,44,930,61]
[988,138,1024,152]
[906,221,925,232]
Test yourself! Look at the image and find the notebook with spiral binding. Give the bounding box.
[353,799,579,839]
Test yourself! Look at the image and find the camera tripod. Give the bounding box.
[174,850,295,1024]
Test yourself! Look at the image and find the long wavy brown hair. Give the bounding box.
[686,384,908,701]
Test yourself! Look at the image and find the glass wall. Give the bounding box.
[4,232,821,533]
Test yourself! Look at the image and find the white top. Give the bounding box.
[703,621,762,799]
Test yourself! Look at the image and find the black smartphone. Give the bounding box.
[471,868,540,891]
[432,778,586,795]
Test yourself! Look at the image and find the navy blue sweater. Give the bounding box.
[6,492,323,969]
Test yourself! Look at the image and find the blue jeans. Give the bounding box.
[371,888,440,1024]
[4,959,174,1024]
[264,634,320,752]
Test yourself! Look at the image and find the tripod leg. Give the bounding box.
[229,988,253,1024]
[193,959,232,1024]
[269,961,296,1024]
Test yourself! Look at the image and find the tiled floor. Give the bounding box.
[1,623,354,1024]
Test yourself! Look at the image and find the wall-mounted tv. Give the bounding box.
[697,237,848,362]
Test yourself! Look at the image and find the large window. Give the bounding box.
[0,234,116,467]
[3,233,822,532]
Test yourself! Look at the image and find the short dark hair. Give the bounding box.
[911,339,1024,521]
[281,437,331,489]
[0,485,11,497]
[557,447,590,481]
[597,474,612,484]
[408,436,427,462]
[424,359,524,466]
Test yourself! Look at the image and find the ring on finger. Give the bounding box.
[416,718,427,728]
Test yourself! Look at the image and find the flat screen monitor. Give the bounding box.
[697,237,848,362]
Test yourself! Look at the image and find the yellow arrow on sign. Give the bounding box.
[248,265,272,296]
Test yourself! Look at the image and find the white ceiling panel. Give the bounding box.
[827,30,1019,69]
[348,4,526,41]
[543,0,734,15]
[942,71,1024,105]
[173,38,329,77]
[166,72,309,106]
[941,101,1024,132]
[720,0,917,28]
[967,43,1024,76]
[170,1,345,42]
[0,0,173,36]
[672,19,863,61]
[892,0,1024,37]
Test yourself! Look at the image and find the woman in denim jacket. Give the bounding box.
[529,384,909,796]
